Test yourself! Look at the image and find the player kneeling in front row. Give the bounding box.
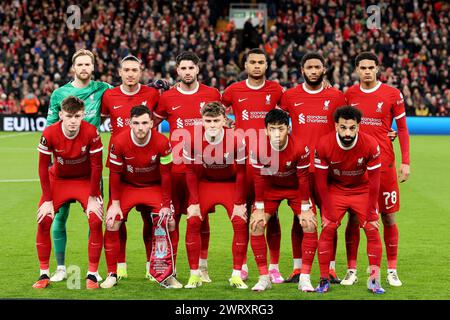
[249,109,317,292]
[314,106,384,294]
[33,96,104,289]
[101,105,182,289]
[183,102,248,289]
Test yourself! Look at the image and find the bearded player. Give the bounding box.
[342,52,410,287]
[46,49,111,283]
[153,52,221,284]
[101,55,160,280]
[221,48,284,283]
[33,96,103,289]
[280,52,346,283]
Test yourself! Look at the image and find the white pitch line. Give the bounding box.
[0,132,35,139]
[0,177,110,183]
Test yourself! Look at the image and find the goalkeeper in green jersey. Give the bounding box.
[46,49,111,283]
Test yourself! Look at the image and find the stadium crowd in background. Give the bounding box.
[0,0,448,116]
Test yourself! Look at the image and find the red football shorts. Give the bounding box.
[327,187,369,226]
[38,176,98,212]
[264,186,316,216]
[378,165,400,214]
[198,180,236,219]
[108,183,163,221]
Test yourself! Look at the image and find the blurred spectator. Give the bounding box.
[0,0,448,117]
[20,93,40,117]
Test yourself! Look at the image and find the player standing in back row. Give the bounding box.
[343,52,410,287]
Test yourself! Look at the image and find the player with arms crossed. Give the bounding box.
[101,55,160,280]
[280,52,346,284]
[182,102,248,289]
[314,106,384,294]
[343,52,410,286]
[221,48,284,283]
[33,96,103,289]
[101,105,176,289]
[46,49,111,283]
[153,52,221,283]
[249,109,317,292]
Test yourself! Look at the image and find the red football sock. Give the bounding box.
[345,220,360,269]
[384,223,399,269]
[104,229,119,274]
[170,214,181,265]
[301,231,318,274]
[364,224,382,268]
[231,216,248,270]
[291,216,303,260]
[185,216,202,270]
[317,225,336,279]
[36,215,53,270]
[118,221,127,264]
[331,229,338,263]
[266,216,281,264]
[200,214,210,260]
[88,214,103,273]
[250,234,268,275]
[141,212,152,262]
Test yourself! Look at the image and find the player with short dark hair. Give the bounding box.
[249,109,316,292]
[280,52,347,284]
[314,106,384,294]
[343,51,410,287]
[182,101,248,289]
[101,54,161,280]
[100,105,177,289]
[221,48,285,283]
[33,96,104,289]
[153,52,221,283]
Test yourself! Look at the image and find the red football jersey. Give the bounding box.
[280,83,347,171]
[154,83,221,173]
[314,131,381,193]
[109,129,172,187]
[222,79,283,131]
[37,121,103,179]
[345,82,406,167]
[183,127,247,181]
[250,134,310,190]
[101,84,160,136]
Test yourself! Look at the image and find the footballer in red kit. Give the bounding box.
[100,105,182,289]
[153,52,221,282]
[343,52,410,286]
[33,96,104,290]
[101,55,160,280]
[221,48,284,283]
[314,106,384,294]
[249,109,317,292]
[182,102,248,289]
[280,52,347,283]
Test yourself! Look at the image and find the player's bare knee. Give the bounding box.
[381,213,396,226]
[107,220,122,232]
[302,225,316,233]
[251,224,265,236]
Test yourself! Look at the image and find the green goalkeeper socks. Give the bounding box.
[52,202,70,266]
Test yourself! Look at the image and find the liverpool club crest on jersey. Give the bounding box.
[323,100,330,110]
[376,102,383,113]
[265,94,271,105]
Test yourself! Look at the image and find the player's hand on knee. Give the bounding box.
[231,204,247,222]
[159,207,172,218]
[37,201,55,223]
[362,219,380,230]
[187,204,202,220]
[250,209,266,234]
[87,196,104,221]
[398,163,410,183]
[106,200,123,229]
[299,209,317,230]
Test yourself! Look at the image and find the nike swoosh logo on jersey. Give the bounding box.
[294,102,304,106]
[113,105,122,109]
[55,149,65,152]
[330,161,341,164]
[350,103,359,106]
[124,157,135,160]
[386,205,395,210]
[238,98,248,102]
[172,106,182,110]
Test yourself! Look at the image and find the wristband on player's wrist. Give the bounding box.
[254,202,264,210]
[301,204,311,212]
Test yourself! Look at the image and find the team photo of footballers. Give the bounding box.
[1,1,449,303]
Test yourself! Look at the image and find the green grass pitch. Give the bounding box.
[0,132,449,300]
